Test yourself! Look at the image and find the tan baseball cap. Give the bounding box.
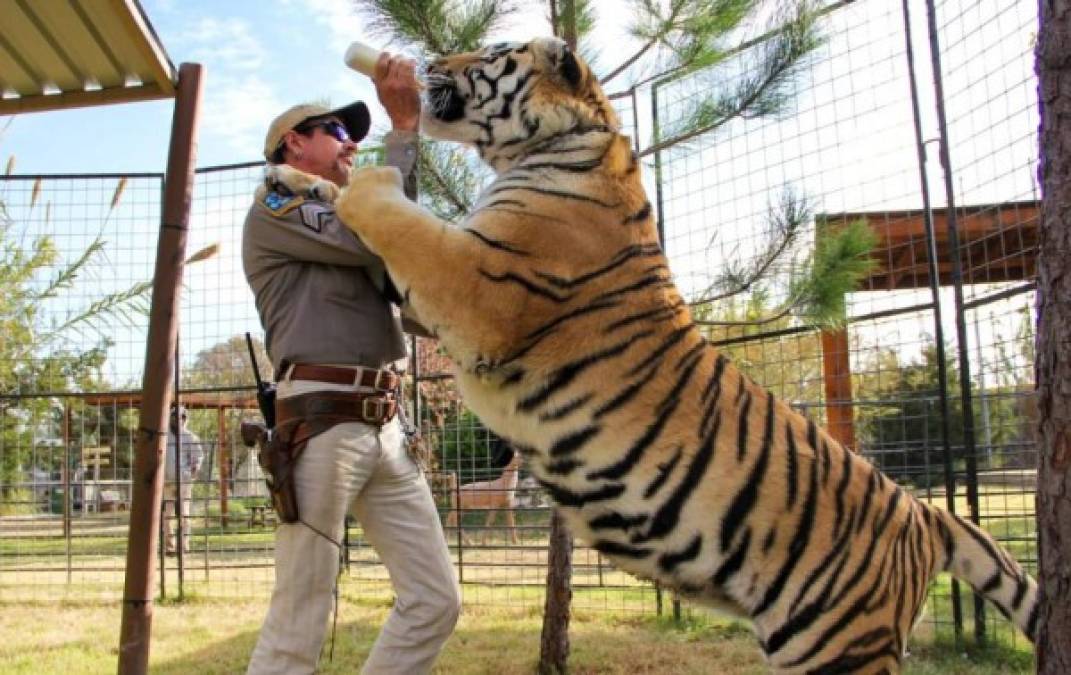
[263,101,371,162]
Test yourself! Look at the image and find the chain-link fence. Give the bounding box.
[0,0,1039,643]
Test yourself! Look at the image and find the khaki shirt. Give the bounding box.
[242,131,418,374]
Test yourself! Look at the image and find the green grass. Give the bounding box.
[0,583,1034,674]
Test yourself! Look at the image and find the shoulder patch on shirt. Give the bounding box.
[298,202,333,233]
[262,191,305,217]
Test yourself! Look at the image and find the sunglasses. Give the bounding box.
[297,119,351,144]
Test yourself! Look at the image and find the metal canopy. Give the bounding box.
[0,0,176,114]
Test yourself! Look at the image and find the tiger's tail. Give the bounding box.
[928,504,1039,641]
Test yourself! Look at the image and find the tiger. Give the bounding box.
[273,37,1039,673]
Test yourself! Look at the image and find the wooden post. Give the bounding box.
[820,328,856,451]
[539,510,573,675]
[218,405,229,527]
[117,62,203,675]
[63,402,71,583]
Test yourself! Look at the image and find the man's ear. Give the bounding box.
[283,130,306,158]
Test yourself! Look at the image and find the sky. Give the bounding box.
[0,0,634,174]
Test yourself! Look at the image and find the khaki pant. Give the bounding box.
[163,483,193,553]
[247,379,460,675]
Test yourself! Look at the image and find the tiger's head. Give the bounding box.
[423,38,620,171]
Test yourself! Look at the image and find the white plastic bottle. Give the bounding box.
[344,41,382,78]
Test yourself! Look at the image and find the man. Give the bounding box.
[164,405,204,555]
[243,53,460,675]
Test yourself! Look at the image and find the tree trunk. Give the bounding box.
[561,0,577,51]
[1034,0,1071,672]
[539,510,573,675]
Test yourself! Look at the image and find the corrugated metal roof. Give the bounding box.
[0,0,176,114]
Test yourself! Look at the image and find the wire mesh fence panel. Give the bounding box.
[0,0,1042,643]
[0,172,161,600]
[646,0,1038,641]
[929,0,1040,647]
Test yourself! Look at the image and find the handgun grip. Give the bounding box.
[240,421,269,448]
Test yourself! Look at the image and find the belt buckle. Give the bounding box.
[362,397,385,423]
[373,369,396,392]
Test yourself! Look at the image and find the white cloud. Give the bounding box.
[289,0,380,57]
[172,17,283,160]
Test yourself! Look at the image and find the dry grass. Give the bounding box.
[0,581,1033,675]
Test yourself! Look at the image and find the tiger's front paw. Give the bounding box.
[337,166,410,236]
[265,164,340,202]
[307,179,340,203]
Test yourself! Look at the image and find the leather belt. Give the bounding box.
[287,364,399,392]
[276,391,398,428]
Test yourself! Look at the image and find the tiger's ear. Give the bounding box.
[559,45,583,89]
[539,37,584,90]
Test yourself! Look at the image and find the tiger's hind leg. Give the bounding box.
[757,602,907,675]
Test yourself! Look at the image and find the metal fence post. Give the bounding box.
[923,0,987,643]
[900,0,964,641]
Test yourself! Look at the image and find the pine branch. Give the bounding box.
[603,0,693,85]
[692,187,808,304]
[789,217,876,328]
[691,212,876,330]
[355,0,518,55]
[601,38,659,85]
[34,236,106,302]
[37,280,153,345]
[639,1,824,157]
[417,141,485,220]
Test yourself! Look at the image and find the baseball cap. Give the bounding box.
[263,101,371,162]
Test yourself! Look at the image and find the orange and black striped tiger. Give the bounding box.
[308,37,1036,673]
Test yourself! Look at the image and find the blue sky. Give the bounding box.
[1,0,617,175]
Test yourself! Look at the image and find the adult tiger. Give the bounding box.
[275,37,1038,673]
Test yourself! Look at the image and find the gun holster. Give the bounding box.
[258,426,302,523]
[240,420,301,524]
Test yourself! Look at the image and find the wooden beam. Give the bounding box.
[106,0,175,94]
[0,83,172,114]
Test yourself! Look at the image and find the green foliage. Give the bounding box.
[183,334,271,390]
[0,174,151,490]
[549,0,599,64]
[694,195,876,331]
[855,340,1034,486]
[0,488,37,516]
[356,0,519,56]
[550,0,596,42]
[693,292,824,404]
[697,187,808,305]
[416,142,487,221]
[790,217,877,328]
[638,1,825,154]
[856,344,964,484]
[436,407,498,475]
